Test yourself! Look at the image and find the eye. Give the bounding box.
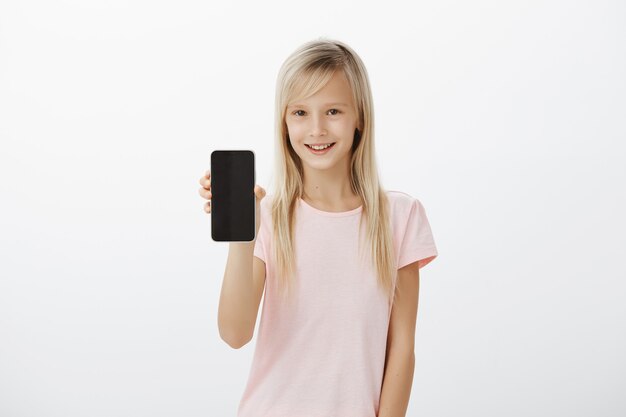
[291,109,341,116]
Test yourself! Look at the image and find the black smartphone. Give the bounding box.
[210,150,256,242]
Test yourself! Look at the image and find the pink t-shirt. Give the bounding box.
[237,190,438,417]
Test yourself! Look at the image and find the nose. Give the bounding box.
[309,113,327,137]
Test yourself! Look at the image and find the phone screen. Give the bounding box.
[210,150,256,242]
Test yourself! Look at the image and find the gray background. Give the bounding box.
[1,0,624,416]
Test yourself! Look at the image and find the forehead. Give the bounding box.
[287,70,353,108]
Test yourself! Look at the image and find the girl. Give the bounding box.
[198,38,438,417]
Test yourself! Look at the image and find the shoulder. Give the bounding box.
[383,190,430,237]
[384,189,422,214]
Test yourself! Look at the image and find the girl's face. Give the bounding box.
[285,70,358,172]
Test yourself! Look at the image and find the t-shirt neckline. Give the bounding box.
[298,197,363,217]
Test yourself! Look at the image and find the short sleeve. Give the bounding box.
[253,196,271,263]
[397,198,438,270]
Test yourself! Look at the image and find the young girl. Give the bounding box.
[198,38,438,417]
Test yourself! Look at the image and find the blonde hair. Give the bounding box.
[268,38,397,309]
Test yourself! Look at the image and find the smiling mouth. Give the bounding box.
[305,142,336,149]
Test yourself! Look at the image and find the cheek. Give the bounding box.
[285,125,301,150]
[286,123,306,140]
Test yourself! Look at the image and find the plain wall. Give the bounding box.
[1,0,624,416]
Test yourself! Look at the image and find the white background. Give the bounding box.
[1,1,625,416]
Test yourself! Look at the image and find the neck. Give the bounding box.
[301,163,360,210]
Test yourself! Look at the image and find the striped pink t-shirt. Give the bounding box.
[237,190,438,417]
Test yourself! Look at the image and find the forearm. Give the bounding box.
[377,348,415,417]
[217,241,256,347]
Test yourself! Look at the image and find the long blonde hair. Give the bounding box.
[268,38,397,309]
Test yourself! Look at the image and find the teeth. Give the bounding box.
[308,143,333,150]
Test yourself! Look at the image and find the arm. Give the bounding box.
[216,187,267,349]
[378,260,420,417]
[217,242,266,349]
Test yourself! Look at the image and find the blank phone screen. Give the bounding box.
[210,150,256,242]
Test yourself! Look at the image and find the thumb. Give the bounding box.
[254,185,266,201]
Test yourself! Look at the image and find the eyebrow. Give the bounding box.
[287,102,349,109]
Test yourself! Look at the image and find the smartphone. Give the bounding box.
[210,150,256,242]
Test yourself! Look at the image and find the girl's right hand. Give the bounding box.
[198,169,266,216]
[198,169,213,213]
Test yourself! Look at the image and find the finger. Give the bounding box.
[199,187,212,199]
[199,177,211,190]
[204,201,211,213]
[205,170,211,179]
